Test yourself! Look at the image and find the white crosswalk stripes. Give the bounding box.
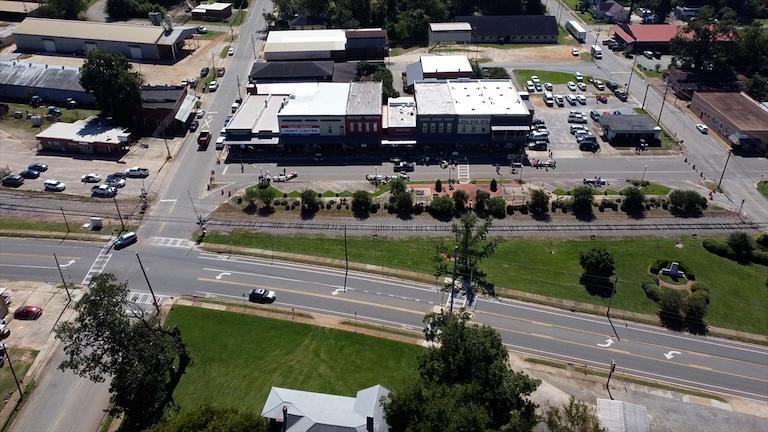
[82,243,112,285]
[151,237,195,248]
[128,291,171,306]
[457,164,471,184]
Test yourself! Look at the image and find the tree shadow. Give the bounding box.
[242,202,257,214]
[300,209,317,220]
[579,274,613,298]
[686,318,709,335]
[531,211,551,222]
[574,209,595,222]
[257,207,275,217]
[659,310,686,332]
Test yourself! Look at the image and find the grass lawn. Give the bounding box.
[0,349,37,396]
[514,69,588,86]
[193,30,224,40]
[219,45,231,58]
[758,181,768,198]
[635,65,664,79]
[0,102,99,131]
[196,69,215,92]
[557,25,580,46]
[168,306,422,413]
[204,234,768,334]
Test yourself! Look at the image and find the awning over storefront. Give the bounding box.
[381,139,417,146]
[175,95,198,122]
[491,125,529,131]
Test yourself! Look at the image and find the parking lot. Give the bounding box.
[524,71,635,159]
[0,128,173,199]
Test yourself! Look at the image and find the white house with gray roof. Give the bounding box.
[261,385,390,432]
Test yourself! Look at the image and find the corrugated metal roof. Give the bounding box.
[264,30,346,53]
[0,61,84,92]
[597,399,649,432]
[429,22,472,32]
[14,18,163,45]
[420,55,472,74]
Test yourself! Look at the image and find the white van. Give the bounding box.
[543,91,554,106]
[591,45,603,59]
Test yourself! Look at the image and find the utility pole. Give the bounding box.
[188,189,202,224]
[606,358,616,400]
[641,83,650,109]
[53,254,72,302]
[60,206,69,233]
[626,53,639,92]
[716,150,732,191]
[236,75,242,100]
[251,33,257,58]
[136,253,161,320]
[343,226,349,292]
[448,247,459,314]
[113,196,125,231]
[641,164,648,185]
[656,80,670,126]
[606,275,620,341]
[2,344,23,398]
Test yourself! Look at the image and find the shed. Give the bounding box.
[190,2,232,21]
[428,22,472,44]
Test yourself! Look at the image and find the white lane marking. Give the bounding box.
[197,253,767,355]
[503,343,768,402]
[665,350,682,360]
[215,272,231,280]
[0,264,59,270]
[332,288,344,296]
[151,237,195,248]
[59,259,76,268]
[597,338,615,348]
[127,291,171,305]
[158,199,177,203]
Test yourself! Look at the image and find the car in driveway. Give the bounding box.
[696,123,709,134]
[28,162,48,172]
[113,231,138,249]
[567,81,577,91]
[43,179,65,191]
[643,50,654,59]
[14,305,42,320]
[81,173,101,183]
[2,175,24,187]
[248,288,276,304]
[91,184,117,198]
[125,167,149,178]
[106,175,126,188]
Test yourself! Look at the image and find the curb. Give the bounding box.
[0,230,111,242]
[199,243,768,346]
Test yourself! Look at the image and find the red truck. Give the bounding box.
[198,130,211,149]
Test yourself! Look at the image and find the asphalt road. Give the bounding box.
[2,237,767,404]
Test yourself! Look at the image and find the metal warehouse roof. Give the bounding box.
[0,61,84,92]
[420,55,472,74]
[448,79,529,116]
[346,82,382,116]
[14,18,164,45]
[415,81,455,115]
[279,82,351,117]
[429,22,472,32]
[693,92,768,132]
[191,2,231,11]
[264,29,346,53]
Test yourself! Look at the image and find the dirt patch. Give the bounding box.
[389,44,581,66]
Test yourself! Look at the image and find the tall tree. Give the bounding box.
[670,6,737,74]
[385,312,540,431]
[55,274,188,429]
[80,49,143,127]
[653,0,672,23]
[351,0,371,26]
[528,189,550,218]
[745,74,768,102]
[435,214,498,303]
[571,186,594,216]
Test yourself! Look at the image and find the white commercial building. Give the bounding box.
[276,83,351,136]
[264,29,347,61]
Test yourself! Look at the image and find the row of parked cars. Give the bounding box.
[567,112,599,151]
[527,118,549,151]
[1,163,149,197]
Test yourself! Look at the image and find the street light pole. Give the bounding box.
[641,164,648,185]
[641,83,650,110]
[626,53,639,93]
[343,226,349,292]
[606,358,616,400]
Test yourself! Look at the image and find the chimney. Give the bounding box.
[282,405,288,432]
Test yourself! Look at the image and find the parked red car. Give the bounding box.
[14,305,42,320]
[596,95,608,103]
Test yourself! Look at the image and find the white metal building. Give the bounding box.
[263,30,347,61]
[277,83,351,136]
[428,22,472,44]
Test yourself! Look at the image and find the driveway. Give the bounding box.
[85,0,107,22]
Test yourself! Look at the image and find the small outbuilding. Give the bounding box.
[428,22,472,45]
[35,117,132,154]
[599,114,661,144]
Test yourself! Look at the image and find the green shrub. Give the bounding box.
[487,197,506,219]
[641,281,662,303]
[756,232,768,250]
[702,239,734,259]
[429,195,454,219]
[752,250,768,266]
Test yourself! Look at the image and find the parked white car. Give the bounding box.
[531,75,541,84]
[208,80,219,92]
[554,94,565,106]
[567,81,577,91]
[576,95,587,105]
[565,94,577,105]
[571,48,580,56]
[696,123,709,134]
[577,82,587,91]
[227,47,235,56]
[81,173,101,183]
[544,82,553,91]
[43,179,65,192]
[575,72,584,82]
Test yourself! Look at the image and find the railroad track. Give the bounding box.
[207,220,768,233]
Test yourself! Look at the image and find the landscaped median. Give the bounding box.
[201,232,768,339]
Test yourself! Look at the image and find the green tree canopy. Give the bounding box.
[670,6,738,74]
[620,187,645,216]
[80,49,143,127]
[571,186,594,216]
[300,189,320,213]
[55,274,188,429]
[544,396,605,432]
[528,189,550,217]
[352,190,372,217]
[579,247,615,279]
[146,406,265,432]
[669,190,708,216]
[45,0,84,19]
[385,312,540,431]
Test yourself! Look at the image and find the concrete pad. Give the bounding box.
[2,281,76,351]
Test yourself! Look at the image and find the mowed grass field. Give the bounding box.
[168,306,423,413]
[204,233,768,334]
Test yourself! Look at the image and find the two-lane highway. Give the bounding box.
[2,237,766,402]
